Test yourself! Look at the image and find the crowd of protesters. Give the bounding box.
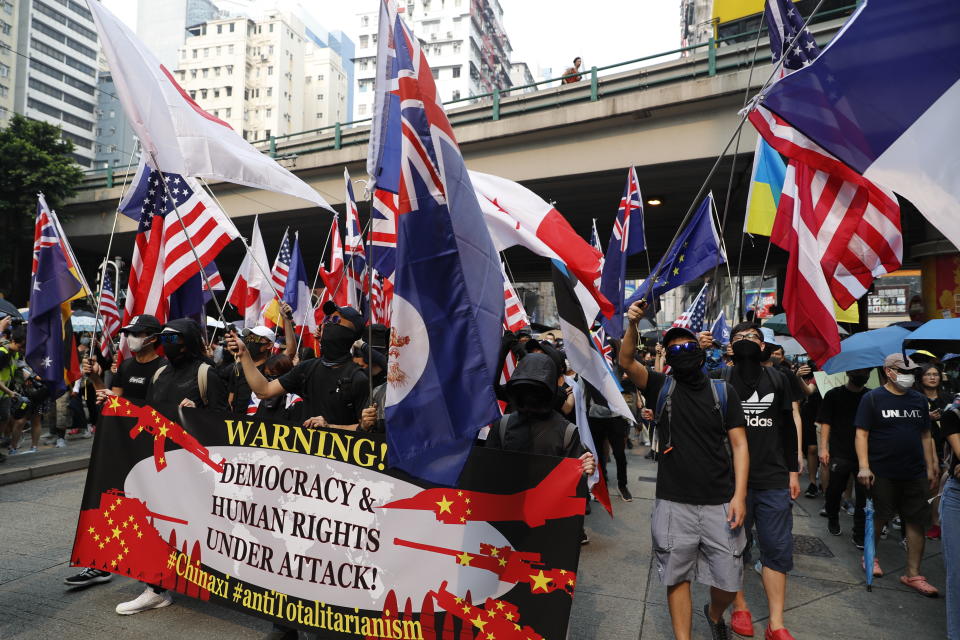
[3,292,958,640]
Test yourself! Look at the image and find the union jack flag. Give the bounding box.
[98,272,122,357]
[118,160,239,332]
[369,188,398,278]
[599,166,646,339]
[672,283,709,332]
[591,326,614,368]
[269,229,292,295]
[343,169,367,309]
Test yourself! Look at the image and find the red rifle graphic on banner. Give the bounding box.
[101,396,225,473]
[380,457,585,527]
[431,581,545,640]
[394,539,577,596]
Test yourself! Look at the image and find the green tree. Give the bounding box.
[0,114,84,305]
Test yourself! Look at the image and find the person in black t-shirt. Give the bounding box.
[855,353,939,597]
[148,319,228,412]
[620,300,748,640]
[708,321,800,640]
[226,319,297,414]
[818,369,870,544]
[940,398,960,638]
[226,302,368,430]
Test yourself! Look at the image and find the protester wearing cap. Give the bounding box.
[82,314,166,402]
[227,308,297,415]
[226,302,368,431]
[357,343,388,433]
[620,300,749,640]
[856,353,940,597]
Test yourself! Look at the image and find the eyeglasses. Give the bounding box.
[732,332,762,342]
[665,342,699,355]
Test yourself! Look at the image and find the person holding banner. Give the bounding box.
[225,303,368,431]
[620,300,749,640]
[83,315,166,402]
[226,307,297,415]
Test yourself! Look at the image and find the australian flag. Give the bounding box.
[370,1,503,485]
[600,166,646,339]
[628,193,725,306]
[27,204,84,398]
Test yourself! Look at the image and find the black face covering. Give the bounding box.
[849,373,870,387]
[665,348,707,387]
[732,339,763,362]
[511,384,555,419]
[245,340,268,360]
[320,324,356,363]
[164,342,187,363]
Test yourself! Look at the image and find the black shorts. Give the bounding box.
[802,422,818,450]
[873,476,931,526]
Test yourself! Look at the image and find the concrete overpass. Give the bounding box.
[59,6,931,291]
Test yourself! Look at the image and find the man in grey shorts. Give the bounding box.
[621,301,749,640]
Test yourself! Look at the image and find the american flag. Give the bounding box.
[343,169,367,309]
[749,0,902,364]
[118,161,239,330]
[501,262,529,333]
[672,282,709,332]
[269,229,292,295]
[370,269,393,326]
[98,272,121,357]
[765,0,820,72]
[589,218,603,252]
[201,261,224,292]
[497,348,518,414]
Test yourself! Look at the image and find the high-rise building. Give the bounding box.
[172,9,351,141]
[12,0,99,166]
[509,61,534,94]
[93,70,137,169]
[680,0,714,51]
[0,0,18,126]
[351,0,516,121]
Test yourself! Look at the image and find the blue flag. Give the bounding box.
[282,233,315,332]
[599,167,647,339]
[711,311,731,345]
[628,193,725,306]
[27,205,84,398]
[378,6,503,485]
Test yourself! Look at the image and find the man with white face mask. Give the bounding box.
[855,353,940,597]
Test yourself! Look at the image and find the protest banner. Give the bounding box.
[70,397,585,639]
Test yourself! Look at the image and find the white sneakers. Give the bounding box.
[115,586,173,615]
[55,438,67,448]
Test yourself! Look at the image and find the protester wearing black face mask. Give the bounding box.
[620,301,749,640]
[709,321,801,639]
[227,325,278,415]
[148,319,228,412]
[226,302,368,431]
[818,368,871,545]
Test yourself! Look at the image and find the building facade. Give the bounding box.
[136,0,220,69]
[12,0,99,166]
[173,9,351,142]
[0,0,17,126]
[351,0,517,121]
[508,61,534,94]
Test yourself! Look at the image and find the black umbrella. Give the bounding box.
[0,299,22,319]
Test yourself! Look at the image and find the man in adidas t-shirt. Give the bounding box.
[711,322,800,640]
[621,300,749,640]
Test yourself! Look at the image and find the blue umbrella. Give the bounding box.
[864,497,876,591]
[821,326,911,374]
[903,318,960,355]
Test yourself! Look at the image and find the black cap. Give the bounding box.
[369,324,390,353]
[321,301,364,335]
[524,339,566,376]
[121,314,162,335]
[357,343,388,370]
[662,326,698,345]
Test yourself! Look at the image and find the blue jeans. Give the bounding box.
[943,477,960,640]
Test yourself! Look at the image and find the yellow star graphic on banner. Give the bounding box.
[435,495,453,514]
[457,552,473,566]
[529,570,552,592]
[109,397,121,410]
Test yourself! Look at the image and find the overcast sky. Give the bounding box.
[104,0,682,75]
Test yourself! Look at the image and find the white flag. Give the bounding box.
[87,1,333,211]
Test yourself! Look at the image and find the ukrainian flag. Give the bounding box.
[743,137,787,237]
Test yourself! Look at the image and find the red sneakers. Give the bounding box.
[730,610,754,637]
[925,525,941,540]
[900,575,939,597]
[764,627,796,640]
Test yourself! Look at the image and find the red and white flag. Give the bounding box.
[318,215,348,309]
[343,169,367,309]
[471,171,612,318]
[227,215,273,327]
[501,263,529,333]
[86,0,332,211]
[98,272,121,357]
[771,160,901,364]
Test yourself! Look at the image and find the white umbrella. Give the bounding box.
[775,336,807,356]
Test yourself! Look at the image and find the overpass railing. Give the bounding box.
[79,3,856,193]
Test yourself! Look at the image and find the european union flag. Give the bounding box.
[27,207,84,398]
[628,193,725,306]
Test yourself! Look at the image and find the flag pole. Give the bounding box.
[295,218,336,355]
[325,218,372,304]
[643,0,830,305]
[90,142,141,356]
[198,180,285,303]
[146,152,230,329]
